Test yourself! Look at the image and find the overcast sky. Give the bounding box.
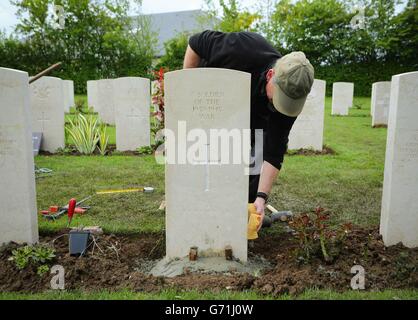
[0,0,407,34]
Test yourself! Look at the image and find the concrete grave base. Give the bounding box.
[150,256,270,278]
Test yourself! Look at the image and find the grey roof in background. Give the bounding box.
[135,10,215,57]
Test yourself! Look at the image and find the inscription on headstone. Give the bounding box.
[165,68,251,262]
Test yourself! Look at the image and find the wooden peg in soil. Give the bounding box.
[189,247,198,261]
[225,245,233,261]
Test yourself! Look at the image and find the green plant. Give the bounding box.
[394,252,417,281]
[289,208,352,263]
[36,265,50,276]
[74,99,85,114]
[97,123,109,156]
[66,113,100,155]
[152,68,165,129]
[10,246,33,270]
[9,245,55,277]
[31,245,56,264]
[137,146,153,155]
[56,146,76,155]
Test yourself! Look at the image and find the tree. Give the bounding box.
[268,0,357,65]
[156,33,190,71]
[253,0,279,45]
[383,0,418,67]
[260,0,417,95]
[204,0,261,32]
[5,0,156,92]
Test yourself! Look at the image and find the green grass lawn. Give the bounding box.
[40,96,385,233]
[1,289,417,300]
[11,96,417,300]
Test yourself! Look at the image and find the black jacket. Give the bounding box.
[189,30,296,170]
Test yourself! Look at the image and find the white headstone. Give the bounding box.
[87,80,98,112]
[380,71,418,248]
[114,77,151,151]
[165,68,251,262]
[68,80,75,109]
[63,80,75,113]
[371,81,391,127]
[96,79,115,125]
[30,76,65,152]
[331,82,354,115]
[62,80,70,113]
[0,67,39,245]
[288,79,326,151]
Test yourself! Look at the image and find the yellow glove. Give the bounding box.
[248,204,261,240]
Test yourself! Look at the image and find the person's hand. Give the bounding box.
[253,197,266,231]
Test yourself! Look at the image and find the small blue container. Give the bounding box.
[69,230,91,256]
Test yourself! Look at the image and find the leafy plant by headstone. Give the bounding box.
[9,245,56,277]
[152,68,165,131]
[97,122,109,156]
[289,207,353,264]
[65,113,109,155]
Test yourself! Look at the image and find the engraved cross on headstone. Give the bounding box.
[193,143,221,192]
[37,112,51,132]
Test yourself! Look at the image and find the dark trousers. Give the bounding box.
[248,129,265,203]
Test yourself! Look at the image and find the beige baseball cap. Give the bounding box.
[272,52,315,117]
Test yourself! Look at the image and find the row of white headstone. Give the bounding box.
[87,78,151,152]
[31,76,152,153]
[331,81,392,128]
[89,77,326,152]
[0,67,417,263]
[272,78,389,151]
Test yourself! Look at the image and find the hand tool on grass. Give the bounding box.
[42,196,92,220]
[266,204,293,222]
[34,166,53,179]
[42,187,154,221]
[95,187,154,195]
[67,198,77,227]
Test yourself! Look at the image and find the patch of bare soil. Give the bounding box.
[0,227,417,296]
[286,146,336,156]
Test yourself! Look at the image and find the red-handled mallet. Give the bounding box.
[67,198,77,227]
